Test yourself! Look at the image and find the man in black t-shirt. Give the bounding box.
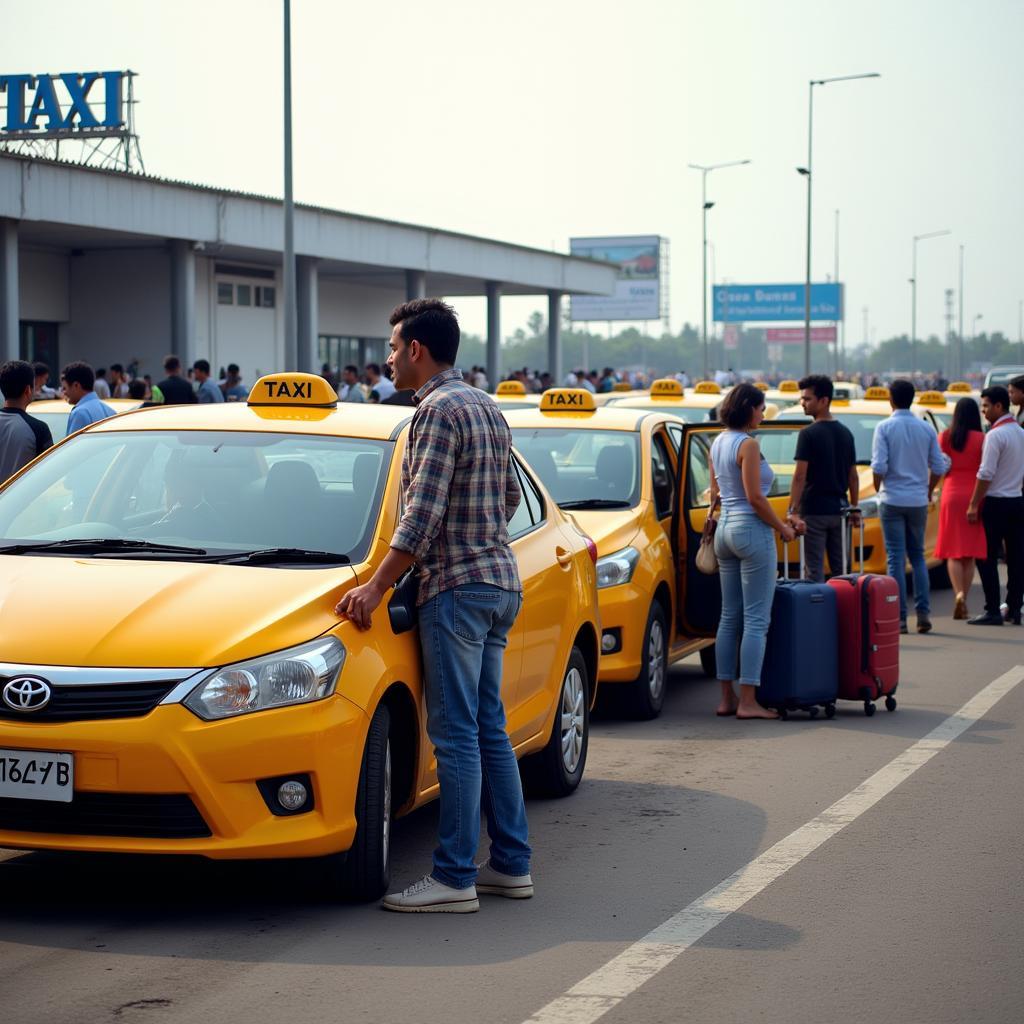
[787,375,859,582]
[0,360,53,481]
[156,355,198,405]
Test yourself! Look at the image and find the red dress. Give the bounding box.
[934,430,987,559]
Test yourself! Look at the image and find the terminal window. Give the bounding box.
[217,283,233,305]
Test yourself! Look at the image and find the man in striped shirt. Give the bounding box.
[336,298,530,914]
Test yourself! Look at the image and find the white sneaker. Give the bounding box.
[475,860,534,899]
[381,874,479,913]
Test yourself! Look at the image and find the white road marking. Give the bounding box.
[524,666,1024,1024]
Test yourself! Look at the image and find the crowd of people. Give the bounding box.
[709,373,1024,720]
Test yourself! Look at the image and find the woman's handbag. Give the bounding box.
[695,500,720,575]
[387,566,420,634]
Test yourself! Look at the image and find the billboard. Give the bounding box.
[765,326,837,345]
[0,72,129,140]
[569,235,661,321]
[713,283,843,323]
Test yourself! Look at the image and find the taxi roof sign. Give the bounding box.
[613,381,633,392]
[248,373,338,408]
[650,378,683,398]
[916,390,947,406]
[496,380,526,396]
[753,382,769,392]
[778,380,799,392]
[947,381,973,393]
[540,388,597,413]
[694,380,722,395]
[864,386,891,401]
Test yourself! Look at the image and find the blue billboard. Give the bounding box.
[713,283,843,323]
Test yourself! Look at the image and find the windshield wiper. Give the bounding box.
[557,499,633,510]
[215,547,352,566]
[0,538,208,556]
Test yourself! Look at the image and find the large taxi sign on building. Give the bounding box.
[539,388,597,413]
[0,71,128,139]
[248,373,339,408]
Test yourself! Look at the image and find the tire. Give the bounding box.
[629,603,669,719]
[699,643,717,678]
[521,646,589,798]
[327,704,392,902]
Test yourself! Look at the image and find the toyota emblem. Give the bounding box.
[2,677,52,712]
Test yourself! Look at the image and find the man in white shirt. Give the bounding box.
[93,368,112,399]
[338,365,366,402]
[966,385,1024,625]
[365,363,396,402]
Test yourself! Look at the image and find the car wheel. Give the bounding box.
[699,643,717,678]
[521,646,589,798]
[327,703,392,902]
[630,603,668,719]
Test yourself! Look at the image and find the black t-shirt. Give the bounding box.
[794,418,856,515]
[157,376,198,405]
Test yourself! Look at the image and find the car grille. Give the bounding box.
[0,792,211,838]
[0,680,178,722]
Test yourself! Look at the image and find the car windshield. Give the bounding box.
[511,428,641,507]
[0,430,391,562]
[778,410,887,464]
[623,403,715,423]
[30,410,72,441]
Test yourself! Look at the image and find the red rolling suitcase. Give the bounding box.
[826,510,900,716]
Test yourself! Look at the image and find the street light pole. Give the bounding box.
[910,229,951,375]
[282,0,298,369]
[799,72,880,377]
[688,159,751,381]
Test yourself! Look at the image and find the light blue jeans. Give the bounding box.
[714,513,777,686]
[880,503,930,621]
[418,584,531,890]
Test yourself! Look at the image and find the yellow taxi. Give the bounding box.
[504,388,715,718]
[775,385,946,581]
[493,379,541,410]
[28,397,145,441]
[764,380,803,411]
[912,389,960,432]
[608,379,781,422]
[0,373,600,901]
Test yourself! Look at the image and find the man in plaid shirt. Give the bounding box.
[336,299,532,913]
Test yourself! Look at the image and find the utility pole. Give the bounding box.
[282,0,297,369]
[944,288,955,380]
[957,245,965,379]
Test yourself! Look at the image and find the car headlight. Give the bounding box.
[859,497,880,519]
[595,546,641,589]
[184,637,346,721]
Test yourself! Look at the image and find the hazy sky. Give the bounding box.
[4,0,1023,347]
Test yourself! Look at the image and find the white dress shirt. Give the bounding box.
[977,415,1024,497]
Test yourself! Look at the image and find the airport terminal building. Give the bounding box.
[0,154,615,388]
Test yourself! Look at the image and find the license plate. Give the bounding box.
[0,748,74,803]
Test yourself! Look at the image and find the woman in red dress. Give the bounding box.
[935,398,988,619]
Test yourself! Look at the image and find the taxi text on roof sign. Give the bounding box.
[613,382,632,392]
[694,381,721,395]
[865,386,891,401]
[248,373,339,408]
[650,378,683,398]
[540,388,597,413]
[778,380,799,392]
[497,380,526,396]
[947,382,972,393]
[916,391,947,406]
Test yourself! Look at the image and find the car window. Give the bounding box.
[687,433,713,507]
[30,410,72,441]
[510,428,641,508]
[666,422,684,453]
[651,433,674,518]
[0,430,393,562]
[515,457,545,525]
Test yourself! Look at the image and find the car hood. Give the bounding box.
[567,508,642,557]
[0,556,358,668]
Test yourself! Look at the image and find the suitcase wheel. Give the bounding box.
[885,695,897,713]
[864,701,876,717]
[779,708,789,721]
[825,702,836,720]
[809,706,819,719]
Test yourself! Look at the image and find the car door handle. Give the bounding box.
[555,547,574,567]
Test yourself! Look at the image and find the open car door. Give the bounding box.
[674,422,807,639]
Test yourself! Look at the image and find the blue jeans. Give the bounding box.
[418,584,531,889]
[714,514,777,686]
[880,503,930,620]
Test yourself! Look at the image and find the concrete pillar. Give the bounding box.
[486,281,501,391]
[405,269,427,300]
[170,239,196,369]
[547,291,563,387]
[296,256,319,373]
[0,219,18,362]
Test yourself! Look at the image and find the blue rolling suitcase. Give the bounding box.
[758,539,838,719]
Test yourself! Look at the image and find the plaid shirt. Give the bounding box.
[392,368,522,605]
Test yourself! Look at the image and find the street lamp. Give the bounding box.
[800,72,880,376]
[973,313,984,348]
[282,0,297,369]
[910,229,951,374]
[688,159,751,381]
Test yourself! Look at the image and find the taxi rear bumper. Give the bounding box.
[0,696,368,859]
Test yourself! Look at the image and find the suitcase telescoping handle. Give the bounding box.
[780,534,806,581]
[841,506,865,575]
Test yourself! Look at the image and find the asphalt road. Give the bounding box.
[2,583,1022,1024]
